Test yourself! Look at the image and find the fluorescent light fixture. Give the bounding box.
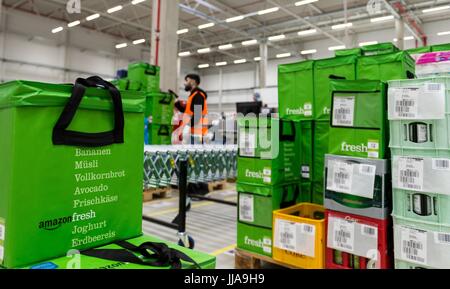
[52,26,63,33]
[86,13,100,21]
[359,41,378,47]
[332,22,353,30]
[219,44,233,50]
[198,23,215,29]
[132,0,146,4]
[216,62,227,66]
[178,51,191,57]
[298,29,317,36]
[107,5,123,14]
[393,36,414,42]
[422,5,450,13]
[257,7,279,15]
[328,45,346,51]
[268,34,286,41]
[226,15,245,23]
[197,48,211,54]
[242,39,258,46]
[68,20,81,28]
[370,15,394,23]
[198,64,210,69]
[234,59,247,64]
[115,43,128,49]
[177,29,189,35]
[254,57,261,61]
[133,39,146,45]
[277,53,291,58]
[295,0,318,6]
[438,31,450,36]
[301,49,317,55]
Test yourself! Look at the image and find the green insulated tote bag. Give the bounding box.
[0,76,145,268]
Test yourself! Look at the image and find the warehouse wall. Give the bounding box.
[199,18,450,114]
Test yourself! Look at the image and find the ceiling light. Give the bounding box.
[242,39,258,46]
[216,62,227,66]
[257,7,279,15]
[332,22,353,30]
[234,59,247,64]
[359,41,378,47]
[86,13,100,21]
[298,29,317,36]
[197,48,211,54]
[437,31,450,36]
[393,36,414,42]
[115,43,128,49]
[422,5,450,13]
[226,15,245,23]
[131,0,146,4]
[370,15,394,23]
[295,0,318,6]
[254,57,261,61]
[68,20,81,28]
[277,53,291,58]
[133,39,146,45]
[107,5,123,14]
[177,29,189,35]
[178,51,191,57]
[198,23,215,29]
[198,64,210,69]
[268,34,286,41]
[329,45,346,51]
[301,49,317,55]
[219,44,233,50]
[52,26,63,33]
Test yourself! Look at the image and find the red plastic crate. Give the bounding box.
[325,210,393,269]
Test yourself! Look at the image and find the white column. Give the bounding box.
[259,42,268,88]
[218,68,223,113]
[395,17,405,50]
[151,0,180,92]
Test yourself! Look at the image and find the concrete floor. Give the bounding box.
[142,183,238,269]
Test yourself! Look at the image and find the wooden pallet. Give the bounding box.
[234,248,299,269]
[207,180,226,192]
[143,187,172,202]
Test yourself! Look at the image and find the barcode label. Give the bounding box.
[432,158,450,171]
[275,220,297,252]
[435,233,450,245]
[239,131,256,157]
[302,166,310,179]
[359,164,376,176]
[239,194,254,223]
[426,83,442,92]
[331,218,355,252]
[361,225,378,238]
[397,157,424,191]
[391,88,419,119]
[327,161,353,194]
[400,227,427,265]
[0,224,4,241]
[333,96,355,127]
[302,224,315,236]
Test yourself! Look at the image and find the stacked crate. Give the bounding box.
[388,76,450,269]
[236,117,303,257]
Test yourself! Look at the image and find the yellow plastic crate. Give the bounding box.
[273,203,326,269]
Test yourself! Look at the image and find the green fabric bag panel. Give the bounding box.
[300,120,313,182]
[237,182,302,228]
[329,80,388,159]
[23,235,216,269]
[0,79,145,269]
[361,42,399,56]
[432,43,450,52]
[237,222,272,257]
[312,120,330,205]
[357,51,416,82]
[146,92,175,123]
[335,48,362,57]
[148,124,172,145]
[117,78,129,91]
[406,46,431,55]
[128,62,160,93]
[278,61,315,120]
[314,55,358,120]
[300,181,313,203]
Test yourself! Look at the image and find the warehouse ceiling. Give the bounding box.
[2,0,450,64]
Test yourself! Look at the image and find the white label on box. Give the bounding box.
[327,161,376,199]
[391,88,419,119]
[397,157,424,191]
[298,223,316,257]
[239,131,257,157]
[361,225,378,238]
[368,151,379,159]
[328,161,354,194]
[425,83,444,94]
[263,177,271,184]
[263,168,271,176]
[263,237,272,253]
[333,96,355,127]
[0,224,4,241]
[239,194,254,223]
[368,141,379,150]
[359,164,377,176]
[275,219,297,252]
[432,158,450,171]
[400,227,427,265]
[301,166,310,179]
[434,232,450,245]
[0,246,3,262]
[304,103,312,110]
[331,218,355,252]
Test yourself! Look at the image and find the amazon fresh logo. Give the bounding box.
[286,108,306,115]
[244,236,272,249]
[323,107,331,115]
[245,169,263,179]
[38,210,96,231]
[341,142,368,153]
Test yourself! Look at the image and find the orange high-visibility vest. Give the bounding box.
[183,89,209,136]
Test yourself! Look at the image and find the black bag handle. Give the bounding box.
[145,66,157,76]
[280,184,300,209]
[279,119,296,142]
[158,125,170,136]
[159,93,174,105]
[52,76,124,147]
[329,75,346,80]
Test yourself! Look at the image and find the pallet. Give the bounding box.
[207,180,226,192]
[234,248,300,269]
[143,187,172,202]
